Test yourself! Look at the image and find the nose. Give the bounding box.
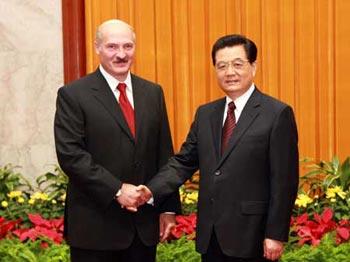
[225,64,236,75]
[116,48,127,59]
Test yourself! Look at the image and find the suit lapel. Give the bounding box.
[131,74,148,143]
[217,89,262,167]
[91,69,135,142]
[209,98,226,161]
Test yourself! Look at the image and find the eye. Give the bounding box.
[124,43,134,50]
[106,44,117,50]
[233,62,243,69]
[216,63,227,70]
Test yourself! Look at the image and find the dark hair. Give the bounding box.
[211,34,257,65]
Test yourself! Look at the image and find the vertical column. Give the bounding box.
[62,0,86,84]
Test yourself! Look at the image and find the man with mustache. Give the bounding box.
[54,19,180,262]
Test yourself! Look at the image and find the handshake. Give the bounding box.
[115,183,153,212]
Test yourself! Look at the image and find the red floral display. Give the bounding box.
[171,213,197,240]
[13,214,64,247]
[291,208,350,246]
[0,217,22,239]
[2,209,350,248]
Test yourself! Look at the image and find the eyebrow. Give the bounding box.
[216,58,247,63]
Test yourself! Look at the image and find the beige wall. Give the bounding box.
[0,1,63,179]
[85,0,350,164]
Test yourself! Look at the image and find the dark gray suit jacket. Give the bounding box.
[54,69,180,250]
[148,88,299,257]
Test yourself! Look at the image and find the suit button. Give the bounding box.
[134,162,141,168]
[214,170,221,176]
[210,198,214,203]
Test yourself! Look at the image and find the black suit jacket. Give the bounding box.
[148,88,299,257]
[54,69,180,250]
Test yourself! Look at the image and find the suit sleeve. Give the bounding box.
[156,87,181,214]
[148,108,200,206]
[54,87,121,210]
[265,106,299,241]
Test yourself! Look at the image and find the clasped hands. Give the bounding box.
[115,183,153,212]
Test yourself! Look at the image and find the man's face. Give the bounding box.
[214,45,256,99]
[95,25,135,81]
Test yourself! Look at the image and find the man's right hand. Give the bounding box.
[116,183,143,212]
[136,185,153,203]
[116,184,153,212]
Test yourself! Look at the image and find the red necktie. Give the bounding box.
[221,102,236,154]
[117,83,135,137]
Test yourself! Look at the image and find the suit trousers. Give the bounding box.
[70,234,156,262]
[202,231,274,262]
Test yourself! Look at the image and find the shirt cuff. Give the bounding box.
[147,197,154,205]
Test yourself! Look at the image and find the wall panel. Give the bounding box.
[154,0,175,134]
[295,1,317,160]
[335,0,350,159]
[84,0,350,162]
[261,0,279,97]
[133,0,157,79]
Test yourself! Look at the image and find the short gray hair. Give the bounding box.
[95,19,136,43]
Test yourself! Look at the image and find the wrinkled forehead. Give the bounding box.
[97,21,136,43]
[215,45,247,62]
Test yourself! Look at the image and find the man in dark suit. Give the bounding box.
[137,34,299,261]
[54,19,180,262]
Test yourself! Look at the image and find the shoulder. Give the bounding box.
[131,74,161,90]
[131,74,165,102]
[255,89,295,123]
[58,70,101,96]
[258,89,291,112]
[197,98,225,113]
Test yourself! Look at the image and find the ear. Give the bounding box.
[94,40,100,55]
[251,61,257,77]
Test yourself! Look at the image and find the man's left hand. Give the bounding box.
[263,238,284,261]
[159,213,176,242]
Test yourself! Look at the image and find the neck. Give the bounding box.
[114,75,128,82]
[226,84,253,101]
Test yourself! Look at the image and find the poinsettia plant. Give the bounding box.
[171,213,197,240]
[0,216,22,240]
[290,208,350,246]
[13,213,64,247]
[0,213,64,248]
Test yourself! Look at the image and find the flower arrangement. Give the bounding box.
[1,156,350,261]
[171,213,197,240]
[285,156,350,255]
[290,207,350,246]
[179,186,198,215]
[296,156,350,220]
[0,165,66,244]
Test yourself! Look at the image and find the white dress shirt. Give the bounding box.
[99,65,134,108]
[223,84,255,125]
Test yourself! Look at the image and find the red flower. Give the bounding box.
[291,208,350,246]
[335,219,350,244]
[13,214,64,245]
[296,213,309,224]
[171,213,197,239]
[0,216,22,239]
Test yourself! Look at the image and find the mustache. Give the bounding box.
[115,58,128,63]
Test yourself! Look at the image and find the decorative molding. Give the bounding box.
[62,0,86,84]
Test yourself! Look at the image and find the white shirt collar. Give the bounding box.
[99,64,133,93]
[224,84,255,123]
[99,65,134,108]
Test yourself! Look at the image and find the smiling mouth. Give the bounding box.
[114,61,128,66]
[226,79,239,85]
